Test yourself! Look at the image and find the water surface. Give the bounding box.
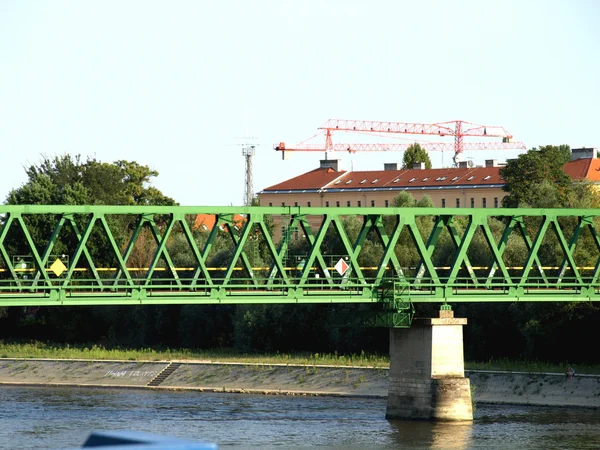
[0,386,598,449]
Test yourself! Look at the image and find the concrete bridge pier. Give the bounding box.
[386,309,473,421]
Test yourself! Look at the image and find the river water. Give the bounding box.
[0,386,598,449]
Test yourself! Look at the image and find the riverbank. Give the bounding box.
[0,358,598,408]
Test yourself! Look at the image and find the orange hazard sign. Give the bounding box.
[334,258,349,276]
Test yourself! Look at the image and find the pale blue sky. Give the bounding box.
[0,0,598,206]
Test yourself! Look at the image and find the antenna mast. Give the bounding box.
[239,111,259,206]
[243,142,256,206]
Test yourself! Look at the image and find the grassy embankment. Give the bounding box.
[0,341,597,374]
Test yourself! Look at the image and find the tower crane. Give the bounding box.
[274,119,526,166]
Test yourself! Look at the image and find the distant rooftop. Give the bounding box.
[259,150,600,195]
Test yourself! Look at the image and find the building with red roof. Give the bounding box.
[258,148,599,210]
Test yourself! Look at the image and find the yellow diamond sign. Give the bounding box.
[49,258,67,276]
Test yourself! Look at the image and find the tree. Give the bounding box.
[498,145,600,363]
[4,154,178,262]
[566,179,600,209]
[499,145,572,208]
[0,154,178,346]
[7,154,177,207]
[391,191,434,208]
[402,143,432,170]
[391,191,414,207]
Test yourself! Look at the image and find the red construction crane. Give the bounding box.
[274,119,526,165]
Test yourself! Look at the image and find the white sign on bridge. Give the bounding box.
[334,258,349,276]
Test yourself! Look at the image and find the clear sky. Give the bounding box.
[1,0,598,206]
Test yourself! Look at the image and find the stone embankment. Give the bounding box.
[0,359,598,408]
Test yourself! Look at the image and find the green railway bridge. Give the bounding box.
[2,205,599,421]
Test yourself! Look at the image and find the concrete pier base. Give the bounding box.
[386,311,473,421]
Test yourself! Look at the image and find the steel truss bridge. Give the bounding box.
[1,206,600,326]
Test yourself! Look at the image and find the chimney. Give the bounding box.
[384,163,399,171]
[458,161,469,168]
[412,162,425,170]
[320,159,341,171]
[485,159,498,167]
[571,148,597,161]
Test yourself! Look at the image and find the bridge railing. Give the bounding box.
[0,205,599,305]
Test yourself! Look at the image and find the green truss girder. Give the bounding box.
[0,205,598,306]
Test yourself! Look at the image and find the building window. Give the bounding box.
[347,200,351,207]
[325,201,330,207]
[494,197,498,208]
[456,198,460,208]
[442,199,446,208]
[268,202,272,207]
[470,198,474,208]
[307,201,311,207]
[358,200,362,207]
[482,198,487,208]
[336,201,340,207]
[385,200,389,207]
[371,200,375,207]
[294,202,298,207]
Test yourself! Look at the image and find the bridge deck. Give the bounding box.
[1,205,599,306]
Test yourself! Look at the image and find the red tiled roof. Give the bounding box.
[564,158,600,181]
[263,167,347,191]
[261,158,600,194]
[261,166,503,192]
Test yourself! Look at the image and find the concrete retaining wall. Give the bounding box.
[0,359,598,408]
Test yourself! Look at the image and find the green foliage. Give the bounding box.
[7,154,176,207]
[566,180,600,208]
[466,357,600,375]
[500,145,573,207]
[392,191,414,207]
[114,160,177,206]
[391,192,434,208]
[230,301,389,356]
[0,340,391,366]
[178,305,235,349]
[415,196,434,208]
[2,340,598,374]
[402,143,432,169]
[497,148,600,358]
[4,154,178,263]
[387,192,436,270]
[2,154,180,349]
